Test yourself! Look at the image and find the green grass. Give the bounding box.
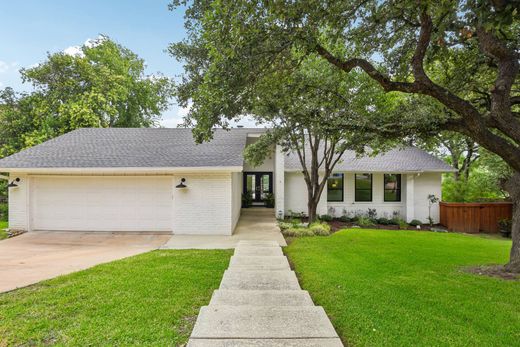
[285,229,519,346]
[0,221,7,240]
[0,249,232,346]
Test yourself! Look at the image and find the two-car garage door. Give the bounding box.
[31,176,173,232]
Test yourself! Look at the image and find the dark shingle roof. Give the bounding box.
[0,128,454,172]
[0,128,263,169]
[284,147,455,172]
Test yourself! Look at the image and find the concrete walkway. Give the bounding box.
[187,240,343,346]
[163,208,286,249]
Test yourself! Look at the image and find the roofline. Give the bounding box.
[284,169,457,173]
[1,166,244,174]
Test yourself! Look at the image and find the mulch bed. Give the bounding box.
[463,265,520,281]
[327,220,437,232]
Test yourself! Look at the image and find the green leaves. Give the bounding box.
[0,37,174,157]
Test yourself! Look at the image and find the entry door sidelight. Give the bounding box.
[243,172,273,204]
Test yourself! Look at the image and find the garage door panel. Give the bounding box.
[32,176,173,232]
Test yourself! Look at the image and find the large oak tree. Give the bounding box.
[170,1,520,272]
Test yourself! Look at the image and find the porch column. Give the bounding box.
[274,145,285,219]
[406,174,415,222]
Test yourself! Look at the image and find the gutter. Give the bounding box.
[0,166,244,174]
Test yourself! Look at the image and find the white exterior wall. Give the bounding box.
[172,173,234,235]
[327,173,406,219]
[7,171,237,235]
[413,172,442,223]
[283,171,442,222]
[231,172,242,233]
[274,145,285,219]
[284,172,327,217]
[8,173,28,231]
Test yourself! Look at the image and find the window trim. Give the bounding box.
[355,173,373,202]
[327,173,344,202]
[383,174,402,202]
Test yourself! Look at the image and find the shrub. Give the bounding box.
[278,222,293,231]
[367,208,377,219]
[281,221,331,237]
[377,217,390,225]
[356,215,375,227]
[309,222,331,236]
[282,227,314,237]
[389,218,400,226]
[319,214,333,222]
[409,219,422,226]
[0,203,7,221]
[339,215,351,223]
[290,218,302,226]
[264,193,275,208]
[393,218,409,229]
[498,219,512,238]
[241,191,253,207]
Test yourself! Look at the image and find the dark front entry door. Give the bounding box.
[243,172,273,205]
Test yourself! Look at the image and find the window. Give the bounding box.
[327,173,344,202]
[355,173,372,202]
[384,174,401,202]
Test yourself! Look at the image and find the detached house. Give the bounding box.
[0,128,454,235]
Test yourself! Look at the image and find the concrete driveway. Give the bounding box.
[0,231,170,293]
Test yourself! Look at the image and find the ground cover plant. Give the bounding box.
[285,228,519,346]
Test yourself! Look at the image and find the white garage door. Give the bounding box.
[31,176,173,232]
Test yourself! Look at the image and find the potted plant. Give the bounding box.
[264,193,275,208]
[498,219,512,238]
[242,190,253,208]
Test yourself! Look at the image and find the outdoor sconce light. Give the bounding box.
[176,178,187,189]
[7,178,20,188]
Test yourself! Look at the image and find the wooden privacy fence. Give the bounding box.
[439,202,513,234]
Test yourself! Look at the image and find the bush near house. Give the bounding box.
[0,203,7,222]
[279,221,331,237]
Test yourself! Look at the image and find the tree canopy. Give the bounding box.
[169,1,520,271]
[0,36,173,157]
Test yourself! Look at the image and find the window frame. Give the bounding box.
[354,173,373,202]
[327,173,344,202]
[383,174,402,202]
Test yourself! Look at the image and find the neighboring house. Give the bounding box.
[0,128,454,235]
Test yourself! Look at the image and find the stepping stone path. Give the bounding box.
[187,240,343,347]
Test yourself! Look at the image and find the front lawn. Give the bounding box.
[0,221,7,240]
[0,249,231,345]
[285,229,519,346]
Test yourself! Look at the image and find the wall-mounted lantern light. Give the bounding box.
[176,178,187,189]
[7,178,20,188]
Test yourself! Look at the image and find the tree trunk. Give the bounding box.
[505,172,520,273]
[308,198,318,223]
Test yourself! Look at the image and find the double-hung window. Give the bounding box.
[327,173,344,202]
[355,173,372,202]
[384,174,401,202]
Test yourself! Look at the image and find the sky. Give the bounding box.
[0,0,256,128]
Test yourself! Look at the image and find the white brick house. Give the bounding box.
[0,128,454,235]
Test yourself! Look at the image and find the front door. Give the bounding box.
[243,172,273,206]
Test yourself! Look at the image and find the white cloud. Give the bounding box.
[63,45,84,57]
[0,61,19,74]
[0,81,3,88]
[63,35,107,57]
[177,103,191,118]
